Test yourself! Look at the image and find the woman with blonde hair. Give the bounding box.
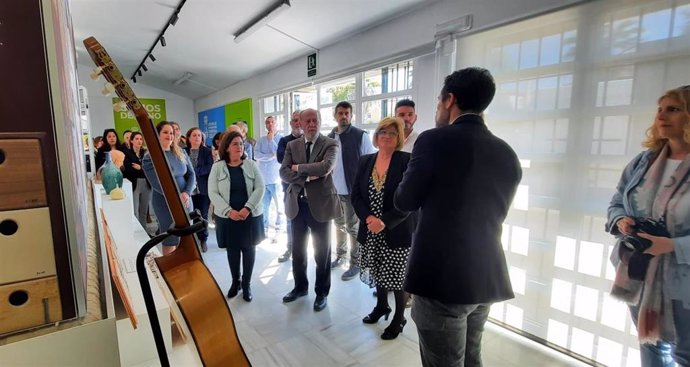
[143,121,196,255]
[351,116,415,340]
[607,85,690,366]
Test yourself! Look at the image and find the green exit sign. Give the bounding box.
[307,53,317,77]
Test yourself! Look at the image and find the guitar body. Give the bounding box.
[156,248,247,366]
[83,37,250,367]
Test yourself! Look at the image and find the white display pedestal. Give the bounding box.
[93,181,173,367]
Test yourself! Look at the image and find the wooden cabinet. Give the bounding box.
[0,0,88,336]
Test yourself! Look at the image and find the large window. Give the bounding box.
[319,77,356,132]
[361,60,413,131]
[458,1,690,366]
[260,60,415,137]
[261,94,286,132]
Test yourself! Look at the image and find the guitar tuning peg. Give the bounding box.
[112,100,127,112]
[101,82,115,96]
[89,66,103,80]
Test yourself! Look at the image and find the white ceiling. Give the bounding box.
[71,0,429,100]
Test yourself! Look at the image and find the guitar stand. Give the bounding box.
[135,210,207,367]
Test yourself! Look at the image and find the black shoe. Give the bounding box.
[362,306,392,324]
[313,295,327,312]
[227,281,240,298]
[331,257,344,268]
[242,286,253,302]
[278,250,291,263]
[282,289,308,303]
[200,241,208,253]
[381,318,407,340]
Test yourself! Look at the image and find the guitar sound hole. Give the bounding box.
[0,148,5,164]
[9,290,29,306]
[0,219,18,236]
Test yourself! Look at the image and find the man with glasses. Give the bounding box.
[328,101,376,280]
[280,109,341,312]
[235,120,255,160]
[276,110,302,263]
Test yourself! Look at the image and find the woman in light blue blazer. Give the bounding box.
[208,131,265,302]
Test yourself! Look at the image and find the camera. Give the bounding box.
[621,217,669,252]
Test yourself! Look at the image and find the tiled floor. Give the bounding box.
[154,226,591,367]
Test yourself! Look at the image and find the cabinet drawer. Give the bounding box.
[0,207,56,284]
[0,276,62,335]
[0,139,47,210]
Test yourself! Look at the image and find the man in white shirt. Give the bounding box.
[396,99,419,153]
[255,116,284,236]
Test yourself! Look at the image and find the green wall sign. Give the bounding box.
[224,98,254,138]
[112,98,167,139]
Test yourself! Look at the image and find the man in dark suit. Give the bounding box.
[394,67,522,367]
[279,108,342,312]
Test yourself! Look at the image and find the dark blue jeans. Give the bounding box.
[629,301,690,366]
[262,183,282,229]
[412,295,491,367]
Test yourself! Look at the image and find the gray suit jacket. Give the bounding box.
[279,134,342,222]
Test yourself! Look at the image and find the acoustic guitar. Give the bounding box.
[84,37,250,367]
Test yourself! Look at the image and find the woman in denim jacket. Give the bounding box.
[208,131,265,302]
[607,86,690,367]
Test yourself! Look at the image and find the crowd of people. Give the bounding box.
[91,68,690,366]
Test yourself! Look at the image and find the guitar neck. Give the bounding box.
[84,37,198,263]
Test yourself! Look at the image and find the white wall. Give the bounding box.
[77,63,196,138]
[195,0,586,136]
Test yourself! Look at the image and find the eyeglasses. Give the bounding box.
[376,130,398,137]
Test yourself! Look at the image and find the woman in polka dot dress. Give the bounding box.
[351,117,416,340]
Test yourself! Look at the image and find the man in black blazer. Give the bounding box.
[279,108,342,312]
[394,67,522,367]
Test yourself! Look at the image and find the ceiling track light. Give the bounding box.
[233,0,290,44]
[129,0,187,81]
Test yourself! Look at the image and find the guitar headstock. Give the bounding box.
[83,37,146,117]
